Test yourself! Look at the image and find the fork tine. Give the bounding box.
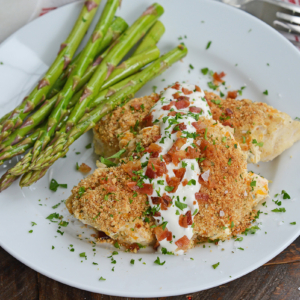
[276,12,300,25]
[274,20,300,34]
[271,0,300,15]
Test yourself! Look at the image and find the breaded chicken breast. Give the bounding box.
[93,91,300,164]
[205,92,300,163]
[67,86,268,252]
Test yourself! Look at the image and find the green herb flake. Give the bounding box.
[154,257,166,266]
[281,190,290,199]
[290,222,296,225]
[99,277,106,281]
[85,143,92,149]
[212,262,220,269]
[201,67,209,75]
[130,259,135,265]
[49,179,67,192]
[272,208,286,213]
[206,41,212,49]
[263,90,268,95]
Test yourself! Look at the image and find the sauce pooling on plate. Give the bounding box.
[140,83,212,255]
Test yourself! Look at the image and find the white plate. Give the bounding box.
[0,0,300,297]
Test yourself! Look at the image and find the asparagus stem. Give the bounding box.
[47,16,128,99]
[133,20,165,55]
[0,110,70,165]
[7,0,120,176]
[64,3,164,133]
[20,44,188,183]
[0,0,101,142]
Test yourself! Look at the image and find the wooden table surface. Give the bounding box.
[1,236,300,300]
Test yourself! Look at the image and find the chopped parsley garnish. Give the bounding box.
[201,67,209,75]
[212,262,220,269]
[46,213,61,223]
[228,158,232,166]
[263,90,268,95]
[161,247,174,255]
[250,180,256,187]
[207,82,218,90]
[152,86,157,93]
[85,143,92,149]
[242,225,260,235]
[109,149,126,159]
[165,186,174,192]
[78,186,86,197]
[235,237,243,242]
[99,277,106,281]
[31,222,37,226]
[57,230,64,236]
[231,221,234,228]
[79,252,87,259]
[75,152,81,155]
[189,64,194,70]
[93,212,101,220]
[272,207,286,213]
[290,222,296,225]
[49,179,67,192]
[187,179,196,186]
[100,157,117,167]
[154,257,166,265]
[157,180,164,185]
[175,200,188,210]
[238,247,244,251]
[114,242,120,249]
[92,262,98,265]
[28,230,33,233]
[52,202,62,209]
[58,221,69,227]
[76,162,79,170]
[206,41,212,49]
[281,190,290,199]
[252,139,264,147]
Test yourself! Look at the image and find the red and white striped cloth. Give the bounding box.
[0,0,299,48]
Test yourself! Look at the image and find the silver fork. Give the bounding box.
[222,0,300,47]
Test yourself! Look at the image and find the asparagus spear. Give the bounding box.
[0,0,101,142]
[0,46,157,154]
[0,110,71,165]
[133,20,165,55]
[20,44,188,183]
[7,0,120,176]
[63,3,164,133]
[66,45,160,109]
[47,16,128,99]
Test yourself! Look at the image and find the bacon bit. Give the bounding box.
[173,168,186,182]
[130,102,142,111]
[142,114,153,127]
[192,121,206,133]
[227,90,238,99]
[182,179,188,186]
[172,92,181,99]
[153,135,161,142]
[186,211,192,225]
[127,182,153,195]
[122,160,141,177]
[225,108,233,115]
[154,226,172,242]
[161,193,172,210]
[178,211,193,228]
[175,235,190,250]
[186,147,198,159]
[172,82,181,90]
[78,163,92,173]
[166,174,181,193]
[151,197,160,205]
[189,106,202,113]
[195,192,210,204]
[163,154,172,164]
[179,214,188,228]
[171,122,187,134]
[195,85,201,92]
[182,87,193,95]
[145,158,167,179]
[107,185,117,192]
[162,101,175,110]
[168,111,185,117]
[213,72,226,83]
[222,120,233,127]
[145,143,162,158]
[167,138,187,165]
[154,211,161,217]
[98,231,111,240]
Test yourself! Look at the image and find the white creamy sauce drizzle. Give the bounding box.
[140,83,212,254]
